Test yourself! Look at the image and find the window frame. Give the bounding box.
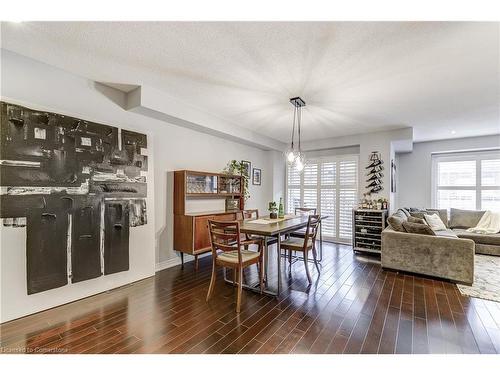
[431,150,500,211]
[285,154,359,243]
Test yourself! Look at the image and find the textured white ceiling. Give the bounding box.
[1,21,499,143]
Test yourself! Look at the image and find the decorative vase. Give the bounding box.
[278,197,284,218]
[270,212,278,219]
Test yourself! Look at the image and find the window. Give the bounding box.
[432,150,500,211]
[286,155,358,243]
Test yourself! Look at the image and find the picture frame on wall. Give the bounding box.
[241,160,251,178]
[252,168,261,185]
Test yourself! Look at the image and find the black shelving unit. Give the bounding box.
[352,209,388,255]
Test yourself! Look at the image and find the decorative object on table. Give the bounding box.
[365,151,384,195]
[391,159,397,193]
[376,198,383,210]
[252,168,262,185]
[284,96,307,173]
[225,198,240,211]
[241,160,251,178]
[278,197,285,218]
[268,201,278,219]
[222,160,250,201]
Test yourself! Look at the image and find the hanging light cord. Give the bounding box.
[290,106,297,150]
[297,105,301,153]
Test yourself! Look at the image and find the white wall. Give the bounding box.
[397,135,500,209]
[0,49,279,322]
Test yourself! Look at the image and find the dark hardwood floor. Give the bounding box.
[1,243,500,354]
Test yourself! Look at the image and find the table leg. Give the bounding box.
[264,236,269,283]
[277,234,281,296]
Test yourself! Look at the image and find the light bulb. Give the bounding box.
[294,152,306,172]
[284,146,297,164]
[295,159,304,172]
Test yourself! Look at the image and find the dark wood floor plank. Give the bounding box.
[2,242,499,354]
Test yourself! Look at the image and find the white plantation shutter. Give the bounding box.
[320,189,336,238]
[303,162,319,210]
[320,161,337,238]
[286,155,358,243]
[432,151,500,211]
[286,163,301,214]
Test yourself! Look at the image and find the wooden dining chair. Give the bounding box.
[280,215,321,284]
[288,207,318,261]
[206,220,264,313]
[240,209,259,220]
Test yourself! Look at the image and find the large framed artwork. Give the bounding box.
[0,101,148,294]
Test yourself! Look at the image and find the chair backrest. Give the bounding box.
[295,207,317,216]
[208,220,242,262]
[242,209,259,219]
[303,215,321,249]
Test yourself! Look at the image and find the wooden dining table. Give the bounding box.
[224,214,327,297]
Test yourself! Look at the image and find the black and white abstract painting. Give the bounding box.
[0,101,148,294]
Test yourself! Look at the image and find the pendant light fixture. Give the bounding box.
[284,96,306,172]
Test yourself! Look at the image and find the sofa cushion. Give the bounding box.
[402,221,435,235]
[388,214,406,232]
[449,208,485,229]
[453,229,500,246]
[400,208,411,218]
[408,216,426,224]
[435,229,459,238]
[426,209,448,226]
[424,213,447,231]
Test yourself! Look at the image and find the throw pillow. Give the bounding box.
[393,209,408,221]
[449,208,486,229]
[410,211,427,220]
[388,215,406,232]
[425,208,448,227]
[402,221,436,235]
[408,216,426,224]
[424,213,447,231]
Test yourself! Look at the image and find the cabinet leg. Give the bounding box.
[181,252,184,269]
[195,254,199,271]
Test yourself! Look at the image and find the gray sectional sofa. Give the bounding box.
[381,208,500,285]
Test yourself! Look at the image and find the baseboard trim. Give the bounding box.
[155,252,211,272]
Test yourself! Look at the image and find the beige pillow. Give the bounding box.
[424,213,447,231]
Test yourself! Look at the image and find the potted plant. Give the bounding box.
[222,160,250,201]
[268,201,278,219]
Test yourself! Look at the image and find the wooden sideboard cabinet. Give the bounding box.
[173,170,244,269]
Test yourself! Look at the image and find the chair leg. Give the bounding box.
[288,249,292,268]
[233,268,237,288]
[206,260,217,302]
[303,250,312,284]
[312,244,320,273]
[236,267,243,313]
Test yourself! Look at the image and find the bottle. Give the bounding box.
[278,197,284,218]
